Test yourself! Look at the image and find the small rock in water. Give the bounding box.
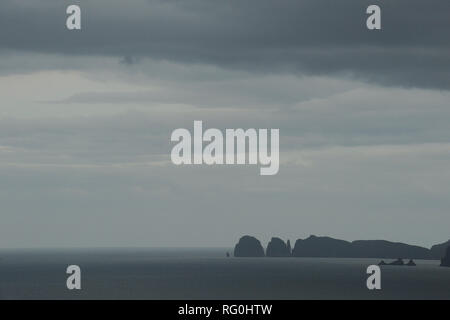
[406,259,416,266]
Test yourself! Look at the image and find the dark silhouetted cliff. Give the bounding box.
[441,246,450,267]
[234,234,449,260]
[266,237,291,257]
[351,240,431,259]
[234,235,265,257]
[431,240,450,259]
[292,235,432,259]
[292,235,354,257]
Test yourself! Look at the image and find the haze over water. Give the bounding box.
[0,248,449,300]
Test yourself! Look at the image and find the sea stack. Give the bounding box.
[234,235,265,257]
[440,246,450,267]
[266,237,291,257]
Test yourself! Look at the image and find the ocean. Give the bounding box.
[0,248,449,299]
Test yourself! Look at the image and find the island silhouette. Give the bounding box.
[431,239,450,260]
[441,246,450,267]
[233,235,450,262]
[266,237,291,257]
[234,235,265,257]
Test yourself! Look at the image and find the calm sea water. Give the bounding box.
[0,248,449,299]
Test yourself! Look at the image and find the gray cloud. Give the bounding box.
[0,80,450,248]
[1,139,450,248]
[0,1,450,248]
[0,0,449,88]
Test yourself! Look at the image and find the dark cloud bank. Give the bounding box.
[0,0,449,89]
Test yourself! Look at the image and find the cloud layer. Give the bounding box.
[1,0,450,88]
[0,1,449,248]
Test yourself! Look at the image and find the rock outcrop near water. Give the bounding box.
[388,258,404,266]
[378,259,416,266]
[292,235,432,259]
[266,237,291,257]
[233,235,450,259]
[440,246,450,267]
[351,240,431,259]
[234,235,265,257]
[292,235,354,257]
[406,259,416,266]
[431,240,450,260]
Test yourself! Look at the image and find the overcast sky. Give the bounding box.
[0,0,449,248]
